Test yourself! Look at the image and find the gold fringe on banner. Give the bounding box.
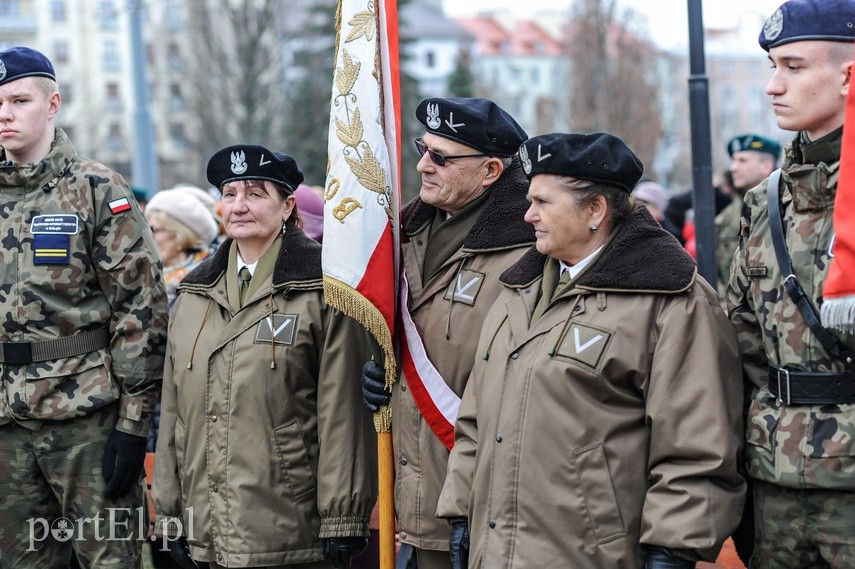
[324,275,396,433]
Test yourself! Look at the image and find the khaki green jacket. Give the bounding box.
[728,129,855,491]
[0,129,167,436]
[153,229,377,566]
[392,159,534,550]
[438,205,746,568]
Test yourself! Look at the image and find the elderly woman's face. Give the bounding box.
[524,174,601,265]
[221,180,295,250]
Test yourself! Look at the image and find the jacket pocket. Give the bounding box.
[24,350,117,420]
[274,419,317,502]
[572,442,625,544]
[804,404,855,491]
[745,391,779,483]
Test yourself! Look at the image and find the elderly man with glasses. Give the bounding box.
[361,97,534,569]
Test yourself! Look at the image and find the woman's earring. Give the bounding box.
[589,225,598,233]
[282,221,287,234]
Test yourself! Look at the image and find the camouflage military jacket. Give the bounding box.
[714,196,742,303]
[727,128,855,491]
[0,129,167,436]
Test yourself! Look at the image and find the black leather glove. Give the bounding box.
[361,360,390,412]
[101,429,147,500]
[323,536,368,568]
[166,536,202,569]
[644,547,696,569]
[449,519,470,569]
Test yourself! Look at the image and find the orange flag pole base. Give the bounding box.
[378,430,396,569]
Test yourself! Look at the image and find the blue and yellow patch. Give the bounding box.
[33,234,70,265]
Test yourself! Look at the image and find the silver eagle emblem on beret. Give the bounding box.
[426,102,441,130]
[0,60,6,82]
[230,150,248,175]
[763,8,784,42]
[519,143,532,175]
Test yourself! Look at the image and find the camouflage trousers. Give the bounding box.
[750,480,855,568]
[0,404,144,569]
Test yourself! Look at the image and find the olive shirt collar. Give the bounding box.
[226,238,282,311]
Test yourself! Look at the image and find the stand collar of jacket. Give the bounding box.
[180,226,322,289]
[402,155,535,251]
[0,128,75,192]
[501,203,697,293]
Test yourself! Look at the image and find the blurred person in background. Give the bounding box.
[631,180,669,225]
[145,188,220,310]
[295,184,324,243]
[714,134,780,304]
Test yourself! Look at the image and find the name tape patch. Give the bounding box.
[30,214,79,235]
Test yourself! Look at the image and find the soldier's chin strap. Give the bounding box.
[766,168,854,369]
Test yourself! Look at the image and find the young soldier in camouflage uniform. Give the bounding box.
[0,47,167,568]
[727,2,855,567]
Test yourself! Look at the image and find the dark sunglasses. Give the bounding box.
[413,138,488,167]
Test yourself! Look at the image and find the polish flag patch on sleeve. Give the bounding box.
[108,197,132,214]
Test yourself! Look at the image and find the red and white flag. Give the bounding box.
[821,65,855,333]
[323,0,401,429]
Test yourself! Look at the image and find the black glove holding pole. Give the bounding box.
[449,518,470,569]
[361,359,390,412]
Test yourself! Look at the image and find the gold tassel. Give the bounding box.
[324,276,396,433]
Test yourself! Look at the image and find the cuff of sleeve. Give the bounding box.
[117,395,150,436]
[319,516,370,539]
[154,515,185,539]
[114,415,149,437]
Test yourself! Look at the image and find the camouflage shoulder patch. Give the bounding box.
[748,266,769,279]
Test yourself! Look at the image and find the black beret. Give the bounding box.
[727,134,782,158]
[759,0,855,51]
[0,46,56,88]
[518,132,643,193]
[207,144,304,191]
[415,97,527,157]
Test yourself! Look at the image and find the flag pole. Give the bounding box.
[378,2,402,567]
[326,1,401,568]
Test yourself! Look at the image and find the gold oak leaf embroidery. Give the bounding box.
[336,50,360,96]
[345,146,386,194]
[346,10,376,43]
[335,107,364,149]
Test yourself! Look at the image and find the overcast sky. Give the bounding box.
[441,0,784,49]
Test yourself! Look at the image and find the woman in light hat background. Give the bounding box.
[153,144,377,569]
[145,187,219,310]
[437,132,745,569]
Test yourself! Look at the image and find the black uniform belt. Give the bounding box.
[0,328,110,365]
[768,366,855,405]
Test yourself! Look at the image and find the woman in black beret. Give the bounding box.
[153,144,378,569]
[437,132,746,569]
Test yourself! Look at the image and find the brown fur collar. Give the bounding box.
[402,156,535,250]
[501,204,696,292]
[181,226,322,288]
